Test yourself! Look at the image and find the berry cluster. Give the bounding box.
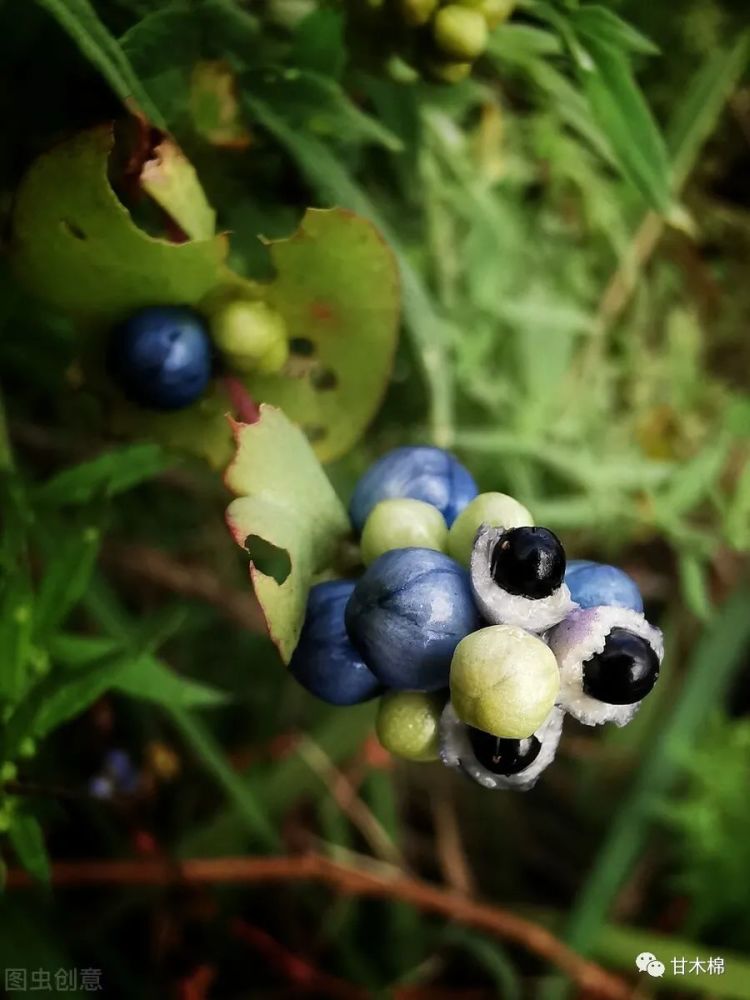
[106,301,288,412]
[349,0,514,84]
[290,446,664,791]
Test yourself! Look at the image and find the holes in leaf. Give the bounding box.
[310,367,338,392]
[62,220,87,240]
[304,425,328,443]
[244,535,292,585]
[289,337,316,357]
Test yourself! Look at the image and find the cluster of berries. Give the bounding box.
[106,302,288,411]
[291,446,664,790]
[351,0,514,84]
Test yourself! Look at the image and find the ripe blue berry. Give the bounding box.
[345,548,481,691]
[565,560,643,613]
[107,306,213,410]
[349,446,477,534]
[290,580,382,706]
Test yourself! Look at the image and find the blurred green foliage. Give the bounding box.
[1,0,749,996]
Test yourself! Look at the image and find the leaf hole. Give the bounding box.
[289,337,316,357]
[304,425,328,443]
[244,535,292,585]
[310,367,338,392]
[62,220,87,240]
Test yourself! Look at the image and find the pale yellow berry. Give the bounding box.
[448,492,533,566]
[360,498,448,566]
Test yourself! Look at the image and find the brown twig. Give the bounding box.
[6,853,631,999]
[432,790,476,898]
[102,541,265,633]
[231,919,367,999]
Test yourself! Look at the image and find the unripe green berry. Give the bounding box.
[18,738,36,760]
[398,0,438,26]
[0,762,17,783]
[428,59,473,84]
[433,6,488,61]
[479,0,515,28]
[376,691,444,761]
[360,498,448,566]
[448,492,533,566]
[210,300,289,375]
[450,625,560,738]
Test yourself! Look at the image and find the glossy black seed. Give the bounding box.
[582,627,659,705]
[490,526,566,599]
[467,726,542,775]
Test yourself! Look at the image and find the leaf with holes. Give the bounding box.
[246,208,400,461]
[9,124,227,326]
[225,404,350,662]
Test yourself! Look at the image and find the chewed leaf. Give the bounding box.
[225,405,350,662]
[139,135,217,240]
[246,208,400,461]
[9,124,227,326]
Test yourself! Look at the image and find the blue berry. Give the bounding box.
[349,446,477,534]
[290,580,382,706]
[565,560,643,613]
[107,306,213,410]
[345,548,482,691]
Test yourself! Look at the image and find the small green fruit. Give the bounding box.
[428,59,473,84]
[360,498,448,566]
[210,299,289,375]
[398,0,438,26]
[479,0,515,28]
[376,691,444,761]
[448,492,533,566]
[433,5,488,61]
[450,625,560,738]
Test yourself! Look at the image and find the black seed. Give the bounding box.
[467,726,542,775]
[490,526,566,599]
[582,627,659,705]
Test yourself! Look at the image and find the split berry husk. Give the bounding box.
[290,580,382,706]
[440,702,564,791]
[582,627,660,705]
[348,446,477,534]
[490,526,566,599]
[467,727,541,776]
[345,548,482,691]
[376,691,444,761]
[565,560,643,613]
[360,498,448,566]
[548,606,664,727]
[107,306,213,411]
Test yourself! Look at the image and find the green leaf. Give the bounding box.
[34,524,101,638]
[246,208,400,461]
[35,0,166,126]
[666,32,750,188]
[677,552,713,622]
[33,443,170,506]
[8,810,51,885]
[243,93,455,445]
[49,632,123,668]
[576,35,671,211]
[570,6,659,57]
[113,654,229,709]
[291,9,346,79]
[225,404,349,662]
[9,125,227,326]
